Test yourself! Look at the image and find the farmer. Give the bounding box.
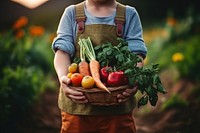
[52,0,147,132]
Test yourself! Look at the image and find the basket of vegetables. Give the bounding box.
[68,38,166,107]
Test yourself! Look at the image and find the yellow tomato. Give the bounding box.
[81,76,95,89]
[67,73,73,78]
[68,63,78,73]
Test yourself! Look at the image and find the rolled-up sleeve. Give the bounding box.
[124,6,147,58]
[52,6,75,57]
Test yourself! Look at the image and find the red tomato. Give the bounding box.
[107,71,125,87]
[100,66,112,83]
[71,73,83,87]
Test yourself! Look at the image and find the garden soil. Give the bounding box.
[15,79,200,133]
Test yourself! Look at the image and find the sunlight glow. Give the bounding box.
[11,0,49,9]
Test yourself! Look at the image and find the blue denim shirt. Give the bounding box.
[52,4,147,57]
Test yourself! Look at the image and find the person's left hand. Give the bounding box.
[117,86,138,103]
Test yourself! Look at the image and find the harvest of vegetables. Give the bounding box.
[73,37,166,107]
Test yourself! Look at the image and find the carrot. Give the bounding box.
[80,38,110,93]
[90,59,110,93]
[78,61,90,76]
[78,39,90,76]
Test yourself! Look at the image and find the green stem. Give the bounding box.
[81,38,96,61]
[87,37,96,59]
[78,39,85,62]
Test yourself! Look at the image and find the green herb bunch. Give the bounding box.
[94,38,167,107]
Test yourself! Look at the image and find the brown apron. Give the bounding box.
[58,2,136,115]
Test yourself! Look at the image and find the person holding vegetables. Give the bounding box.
[52,0,147,132]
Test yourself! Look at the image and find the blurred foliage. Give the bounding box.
[161,94,188,111]
[141,8,200,114]
[169,36,200,81]
[144,8,200,82]
[0,16,56,129]
[191,87,200,103]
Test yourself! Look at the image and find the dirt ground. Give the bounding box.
[13,79,200,133]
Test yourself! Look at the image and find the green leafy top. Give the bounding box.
[94,38,140,69]
[94,38,167,107]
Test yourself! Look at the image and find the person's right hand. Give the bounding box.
[60,76,88,104]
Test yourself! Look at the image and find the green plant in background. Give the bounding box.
[171,35,200,82]
[0,67,45,125]
[0,16,56,129]
[144,9,200,82]
[141,10,200,114]
[190,87,200,104]
[161,94,188,111]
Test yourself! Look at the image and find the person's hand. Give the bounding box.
[117,85,138,103]
[60,76,88,104]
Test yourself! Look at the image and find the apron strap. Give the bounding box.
[115,3,126,37]
[75,2,126,36]
[75,2,86,33]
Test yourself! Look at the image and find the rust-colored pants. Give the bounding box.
[60,111,136,133]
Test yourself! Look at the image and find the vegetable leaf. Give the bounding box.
[138,95,148,108]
